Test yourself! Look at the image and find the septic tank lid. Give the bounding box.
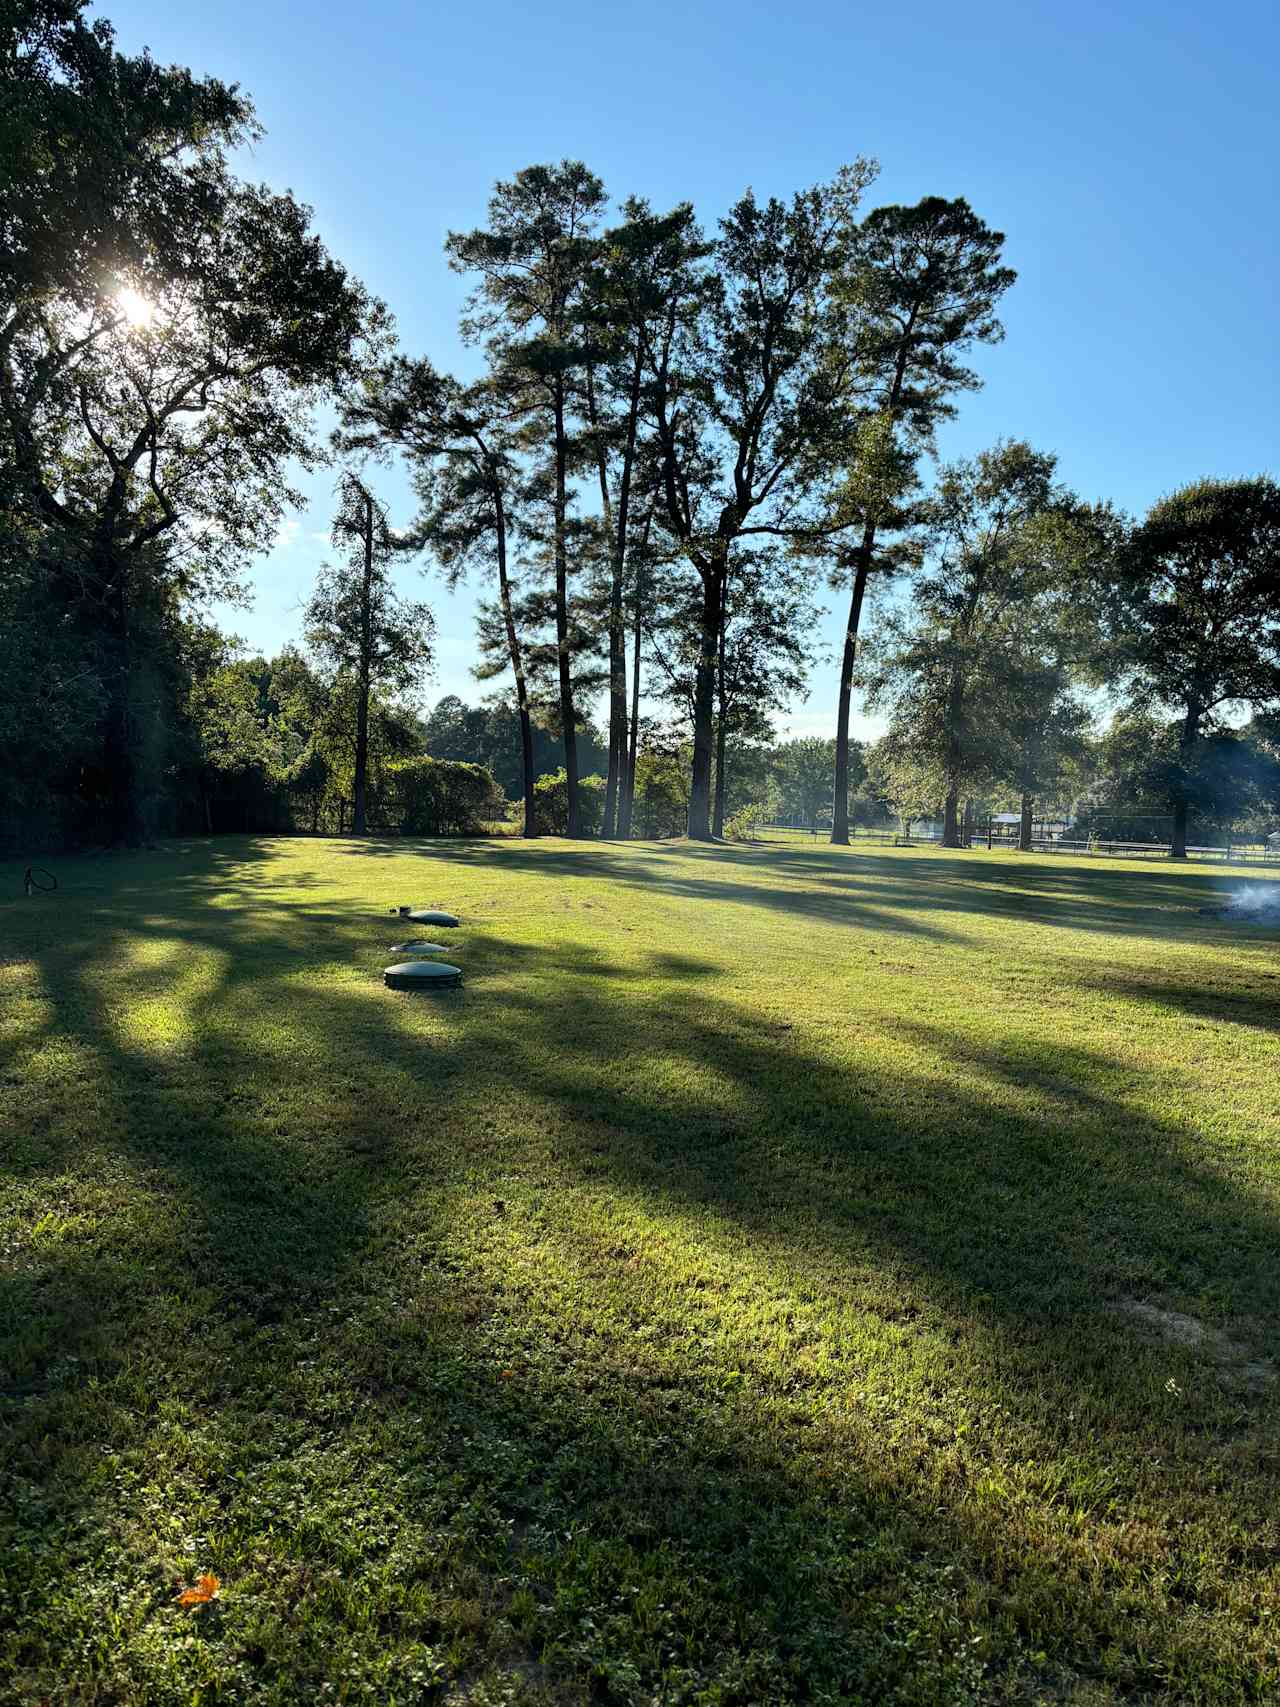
[384,960,462,990]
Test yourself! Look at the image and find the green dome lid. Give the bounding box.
[406,909,459,927]
[390,940,449,954]
[384,960,462,991]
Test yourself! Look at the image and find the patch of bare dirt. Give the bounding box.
[1117,1299,1275,1391]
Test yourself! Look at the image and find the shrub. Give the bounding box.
[384,755,504,835]
[631,750,688,838]
[724,800,768,841]
[532,769,605,836]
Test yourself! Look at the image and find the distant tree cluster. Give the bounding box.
[337,159,1029,846]
[179,648,501,837]
[861,472,1280,852]
[3,2,1277,857]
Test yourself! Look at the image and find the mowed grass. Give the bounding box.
[2,835,1279,1705]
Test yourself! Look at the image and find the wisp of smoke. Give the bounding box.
[1227,884,1280,916]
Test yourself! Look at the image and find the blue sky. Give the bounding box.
[106,0,1278,741]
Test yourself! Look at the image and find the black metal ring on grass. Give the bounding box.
[23,867,57,894]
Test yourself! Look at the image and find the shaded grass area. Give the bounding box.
[2,835,1279,1704]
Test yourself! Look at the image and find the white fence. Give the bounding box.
[758,823,1280,865]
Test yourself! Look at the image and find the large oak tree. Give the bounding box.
[1,2,383,841]
[1112,476,1280,857]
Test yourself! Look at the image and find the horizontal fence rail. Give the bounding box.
[757,823,1280,865]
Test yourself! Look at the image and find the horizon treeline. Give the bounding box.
[3,1,1278,860]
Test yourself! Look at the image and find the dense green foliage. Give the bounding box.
[827,196,1018,842]
[421,695,608,802]
[1106,478,1280,855]
[0,0,383,848]
[2,3,1277,860]
[304,474,435,835]
[532,768,606,836]
[382,754,504,835]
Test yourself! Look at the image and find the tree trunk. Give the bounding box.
[713,720,727,839]
[492,482,537,838]
[588,354,639,840]
[100,547,144,846]
[831,542,872,845]
[1170,705,1200,859]
[515,705,536,838]
[687,561,724,840]
[942,789,961,848]
[552,385,580,836]
[1170,798,1190,859]
[831,345,915,848]
[352,492,375,836]
[962,797,974,847]
[620,592,642,839]
[712,566,730,838]
[939,663,967,849]
[353,676,369,836]
[1019,793,1033,852]
[104,670,142,846]
[604,720,620,838]
[619,515,650,840]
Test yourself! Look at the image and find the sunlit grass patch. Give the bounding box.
[2,835,1278,1703]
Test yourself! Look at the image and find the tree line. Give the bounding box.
[332,159,1020,846]
[3,2,1277,860]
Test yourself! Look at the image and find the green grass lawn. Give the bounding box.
[3,835,1279,1705]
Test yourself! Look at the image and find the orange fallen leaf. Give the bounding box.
[175,1572,220,1607]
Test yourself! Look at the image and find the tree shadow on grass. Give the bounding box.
[356,833,1251,950]
[3,839,1279,1701]
[1071,963,1280,1037]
